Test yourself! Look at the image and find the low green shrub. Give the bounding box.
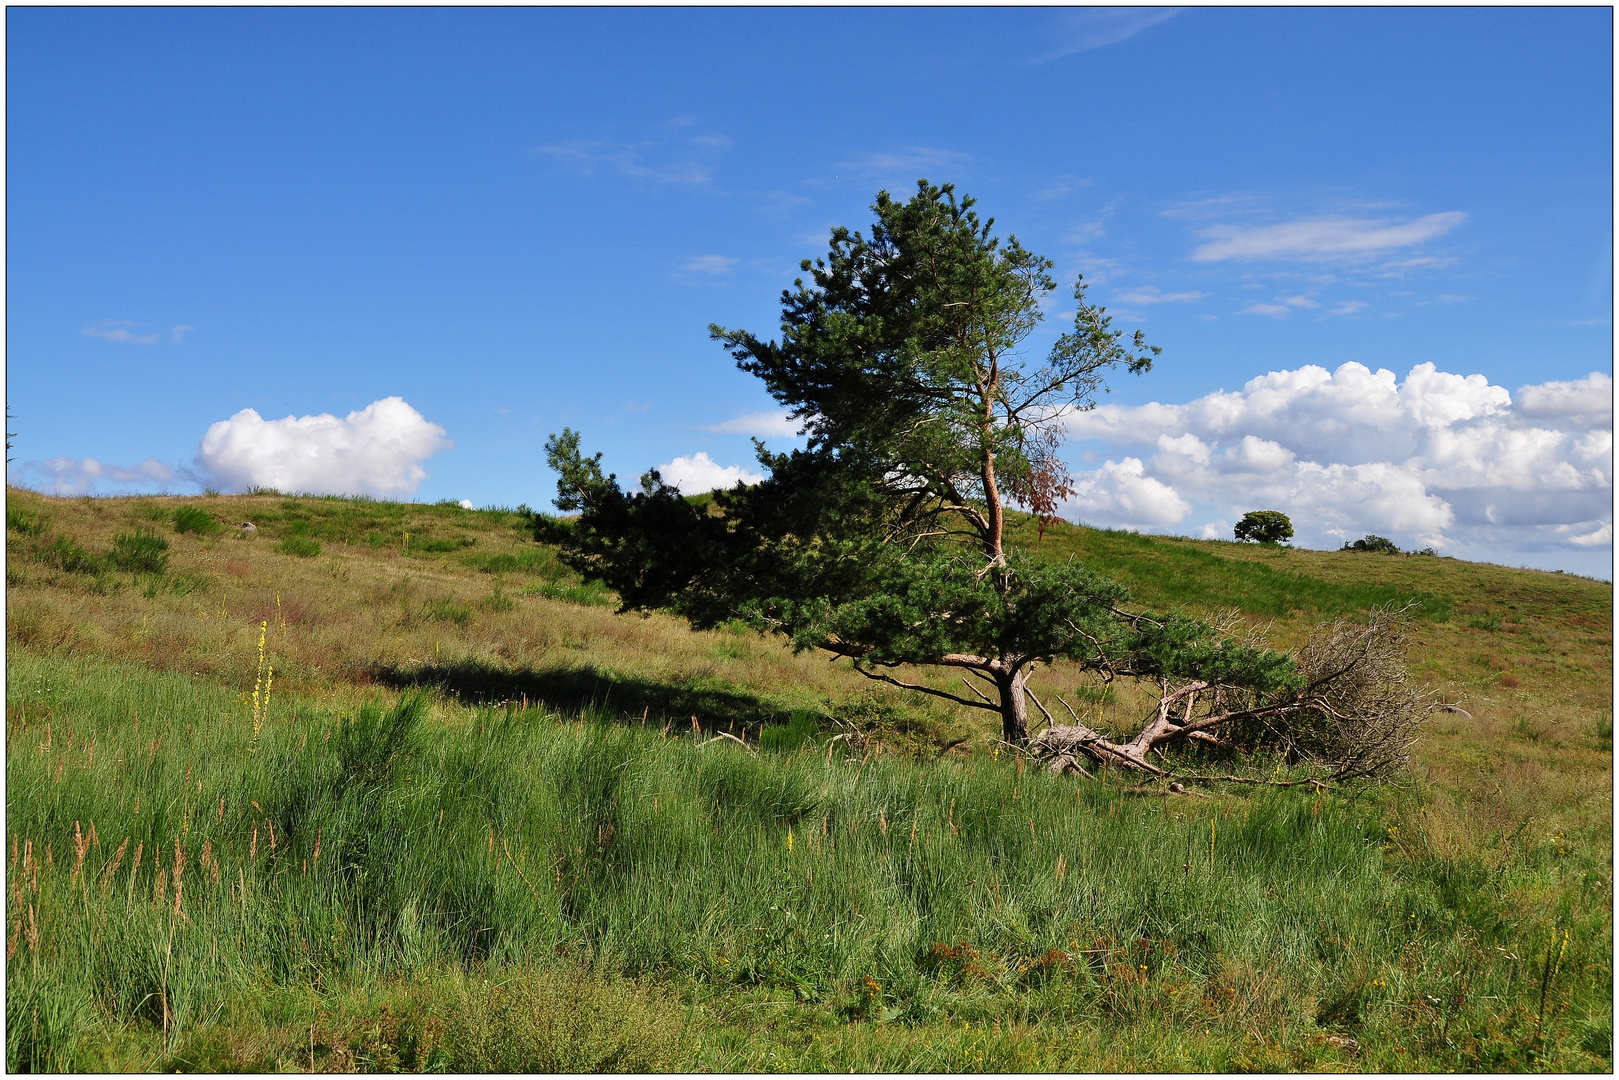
[7,506,48,537]
[276,535,322,557]
[466,549,560,576]
[1343,535,1401,554]
[108,529,171,574]
[425,597,472,625]
[39,535,101,574]
[173,506,223,536]
[409,535,475,554]
[521,579,614,607]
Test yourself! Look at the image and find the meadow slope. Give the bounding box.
[5,487,1612,1072]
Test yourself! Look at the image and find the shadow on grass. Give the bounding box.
[368,659,790,733]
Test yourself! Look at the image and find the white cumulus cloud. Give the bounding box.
[654,452,763,494]
[1060,363,1612,573]
[1516,372,1612,426]
[197,397,452,498]
[1065,457,1192,527]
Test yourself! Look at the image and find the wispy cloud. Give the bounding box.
[1238,302,1291,318]
[707,410,802,438]
[84,327,159,344]
[535,127,733,188]
[683,255,737,274]
[834,147,971,180]
[1114,286,1208,305]
[1191,211,1467,263]
[1325,300,1368,317]
[1238,294,1317,318]
[81,320,195,344]
[12,456,177,495]
[1030,174,1091,201]
[1037,7,1182,62]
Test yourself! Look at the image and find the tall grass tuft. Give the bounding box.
[171,507,222,537]
[7,506,48,538]
[108,529,170,574]
[275,535,322,557]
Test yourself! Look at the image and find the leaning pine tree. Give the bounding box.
[537,181,1437,782]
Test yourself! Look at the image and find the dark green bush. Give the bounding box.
[109,529,171,573]
[334,695,428,787]
[1343,535,1401,554]
[522,580,614,607]
[7,507,47,538]
[409,536,475,554]
[466,549,559,576]
[173,506,222,536]
[39,535,103,574]
[425,597,472,625]
[276,536,322,557]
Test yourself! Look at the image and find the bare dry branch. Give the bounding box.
[1028,604,1437,786]
[851,662,1000,713]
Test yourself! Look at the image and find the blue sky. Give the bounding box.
[7,7,1613,575]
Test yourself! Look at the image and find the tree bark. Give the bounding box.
[998,666,1029,744]
[981,452,1005,565]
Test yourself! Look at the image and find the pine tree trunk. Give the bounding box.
[999,667,1029,744]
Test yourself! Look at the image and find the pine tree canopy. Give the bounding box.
[536,181,1302,745]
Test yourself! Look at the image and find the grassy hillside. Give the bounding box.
[5,487,1612,1071]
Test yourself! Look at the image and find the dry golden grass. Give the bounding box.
[3,488,981,742]
[7,485,1610,874]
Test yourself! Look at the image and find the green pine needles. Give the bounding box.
[538,181,1433,781]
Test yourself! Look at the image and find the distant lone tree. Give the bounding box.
[1234,510,1294,545]
[1343,535,1401,554]
[536,181,1438,780]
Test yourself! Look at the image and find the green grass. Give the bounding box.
[5,648,1610,1072]
[8,505,49,538]
[1011,518,1454,621]
[107,529,171,574]
[171,507,221,537]
[520,578,615,607]
[275,535,322,558]
[4,487,1609,1072]
[464,548,562,577]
